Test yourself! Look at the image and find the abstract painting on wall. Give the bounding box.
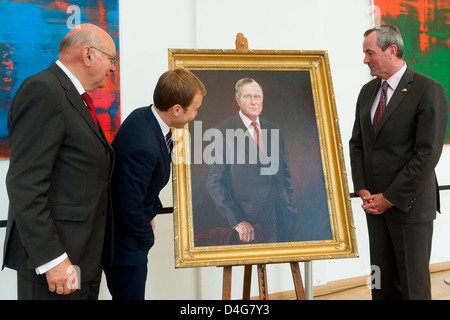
[0,0,120,158]
[374,0,450,144]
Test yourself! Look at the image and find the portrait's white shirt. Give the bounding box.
[239,110,261,139]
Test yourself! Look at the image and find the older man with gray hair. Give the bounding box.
[349,25,448,300]
[3,24,116,300]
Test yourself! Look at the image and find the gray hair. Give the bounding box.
[235,78,263,98]
[364,24,404,58]
[59,29,99,54]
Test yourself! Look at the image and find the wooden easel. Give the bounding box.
[221,34,307,301]
[222,262,306,300]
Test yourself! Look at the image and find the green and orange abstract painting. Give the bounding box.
[374,0,450,144]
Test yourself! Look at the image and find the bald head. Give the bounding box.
[59,24,112,60]
[58,23,116,91]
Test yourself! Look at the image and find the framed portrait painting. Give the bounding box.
[169,49,358,268]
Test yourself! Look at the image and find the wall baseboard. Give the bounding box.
[267,261,450,300]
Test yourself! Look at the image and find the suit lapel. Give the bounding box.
[233,113,254,154]
[258,118,271,163]
[376,66,414,135]
[361,79,381,140]
[49,63,111,148]
[233,113,267,164]
[146,107,171,178]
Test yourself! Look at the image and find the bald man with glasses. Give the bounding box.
[3,24,116,300]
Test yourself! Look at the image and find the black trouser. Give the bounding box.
[366,213,433,300]
[104,264,148,300]
[17,267,102,300]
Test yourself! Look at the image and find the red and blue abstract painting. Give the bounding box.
[0,0,120,158]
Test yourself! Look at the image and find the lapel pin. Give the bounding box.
[402,88,407,92]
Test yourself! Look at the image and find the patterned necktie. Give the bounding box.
[251,121,263,151]
[81,92,99,129]
[372,81,389,135]
[165,130,173,154]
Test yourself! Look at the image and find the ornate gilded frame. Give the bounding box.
[169,49,358,268]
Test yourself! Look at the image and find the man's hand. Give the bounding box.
[45,257,78,295]
[233,221,255,243]
[151,219,156,241]
[358,189,393,215]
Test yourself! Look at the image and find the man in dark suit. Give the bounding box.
[349,25,448,299]
[206,78,298,244]
[3,24,116,299]
[104,68,205,300]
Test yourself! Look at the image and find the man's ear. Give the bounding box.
[171,104,183,116]
[82,46,92,65]
[235,95,241,107]
[389,44,398,58]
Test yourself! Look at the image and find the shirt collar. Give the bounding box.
[151,105,171,136]
[384,62,407,91]
[55,60,85,95]
[239,110,260,129]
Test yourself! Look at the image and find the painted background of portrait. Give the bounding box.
[0,0,120,158]
[189,70,333,247]
[374,0,450,143]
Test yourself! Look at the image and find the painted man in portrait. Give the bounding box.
[204,78,298,245]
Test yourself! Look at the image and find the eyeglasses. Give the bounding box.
[242,94,262,102]
[91,46,117,65]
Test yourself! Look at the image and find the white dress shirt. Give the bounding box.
[151,105,171,137]
[370,62,407,123]
[239,110,261,141]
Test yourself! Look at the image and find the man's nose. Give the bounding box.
[363,55,369,64]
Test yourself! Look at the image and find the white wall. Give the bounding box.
[1,0,449,300]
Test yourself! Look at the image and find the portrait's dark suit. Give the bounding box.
[104,106,171,299]
[349,66,448,299]
[3,63,114,298]
[206,113,298,244]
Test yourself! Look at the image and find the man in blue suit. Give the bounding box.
[104,69,205,300]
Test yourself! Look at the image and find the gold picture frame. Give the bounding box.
[169,49,358,268]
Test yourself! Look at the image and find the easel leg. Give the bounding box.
[242,265,252,300]
[257,264,269,300]
[290,262,306,300]
[224,262,306,300]
[222,266,232,300]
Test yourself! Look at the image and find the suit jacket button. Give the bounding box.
[408,198,416,208]
[103,210,108,216]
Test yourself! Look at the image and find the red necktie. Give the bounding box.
[251,121,264,151]
[372,81,389,135]
[81,92,99,129]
